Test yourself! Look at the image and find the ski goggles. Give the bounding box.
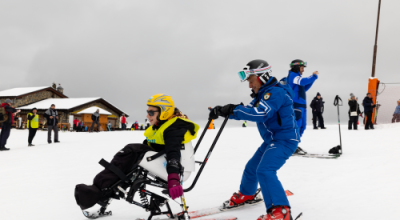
[290,61,307,67]
[147,110,159,116]
[238,65,272,82]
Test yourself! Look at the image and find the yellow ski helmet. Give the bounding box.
[147,94,175,120]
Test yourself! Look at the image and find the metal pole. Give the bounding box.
[371,0,382,78]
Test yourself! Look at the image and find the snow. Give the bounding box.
[0,123,399,220]
[76,107,112,115]
[0,86,50,97]
[17,98,101,110]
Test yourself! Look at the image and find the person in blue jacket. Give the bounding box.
[287,59,319,154]
[209,59,299,220]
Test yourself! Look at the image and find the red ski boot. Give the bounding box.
[257,206,292,220]
[221,188,263,210]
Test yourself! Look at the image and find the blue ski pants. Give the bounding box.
[296,107,307,137]
[239,140,298,211]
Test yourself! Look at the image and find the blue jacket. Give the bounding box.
[230,77,300,144]
[394,105,400,114]
[362,97,374,113]
[287,71,318,108]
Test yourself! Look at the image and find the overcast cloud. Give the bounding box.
[1,0,400,126]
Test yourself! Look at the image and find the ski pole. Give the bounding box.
[334,95,343,154]
[184,116,229,193]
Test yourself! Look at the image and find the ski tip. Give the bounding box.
[285,190,294,196]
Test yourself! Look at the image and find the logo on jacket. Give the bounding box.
[264,93,271,100]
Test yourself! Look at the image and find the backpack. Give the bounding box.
[0,107,9,123]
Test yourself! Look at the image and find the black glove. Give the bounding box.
[209,104,240,119]
[209,106,222,120]
[219,104,238,117]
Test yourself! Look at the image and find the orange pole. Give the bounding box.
[367,78,379,124]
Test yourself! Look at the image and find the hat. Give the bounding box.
[51,104,55,107]
[32,107,37,111]
[5,99,12,104]
[350,93,355,98]
[317,92,321,96]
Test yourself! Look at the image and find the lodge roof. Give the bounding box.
[76,107,112,115]
[18,98,128,116]
[0,86,67,98]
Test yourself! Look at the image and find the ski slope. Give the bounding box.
[0,123,399,220]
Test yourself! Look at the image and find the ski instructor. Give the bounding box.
[287,59,318,155]
[209,59,299,220]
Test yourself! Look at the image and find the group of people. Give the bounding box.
[0,103,60,150]
[73,118,88,132]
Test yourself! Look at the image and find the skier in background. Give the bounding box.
[287,59,318,155]
[210,59,298,220]
[362,93,376,130]
[242,121,247,127]
[348,94,361,130]
[90,109,100,132]
[120,114,127,130]
[310,92,326,129]
[0,99,20,151]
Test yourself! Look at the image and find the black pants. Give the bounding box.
[90,121,100,132]
[47,125,59,142]
[28,128,38,144]
[365,111,374,129]
[312,111,325,128]
[0,123,11,147]
[348,115,358,129]
[121,123,126,130]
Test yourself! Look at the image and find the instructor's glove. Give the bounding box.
[209,104,241,119]
[209,106,222,120]
[168,173,183,200]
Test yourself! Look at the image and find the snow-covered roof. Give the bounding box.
[18,98,101,110]
[76,107,112,115]
[0,86,52,97]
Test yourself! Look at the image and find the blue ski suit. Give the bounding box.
[229,77,300,211]
[287,71,318,137]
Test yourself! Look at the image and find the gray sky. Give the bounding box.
[1,0,400,125]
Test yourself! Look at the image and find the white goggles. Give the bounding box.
[238,65,272,82]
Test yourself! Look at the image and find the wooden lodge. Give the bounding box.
[0,85,128,130]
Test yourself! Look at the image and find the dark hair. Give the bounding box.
[367,93,371,95]
[51,104,55,107]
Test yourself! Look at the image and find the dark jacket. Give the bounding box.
[1,103,17,124]
[362,97,375,113]
[348,99,362,115]
[143,119,196,174]
[310,97,324,113]
[91,113,99,122]
[44,108,58,126]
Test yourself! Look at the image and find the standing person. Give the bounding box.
[90,109,100,132]
[44,104,60,144]
[135,121,139,130]
[287,59,318,154]
[392,100,400,123]
[210,59,299,220]
[145,119,150,129]
[310,92,326,129]
[120,114,127,130]
[27,108,39,146]
[362,93,376,130]
[0,99,20,151]
[73,118,79,131]
[107,121,112,131]
[348,94,361,130]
